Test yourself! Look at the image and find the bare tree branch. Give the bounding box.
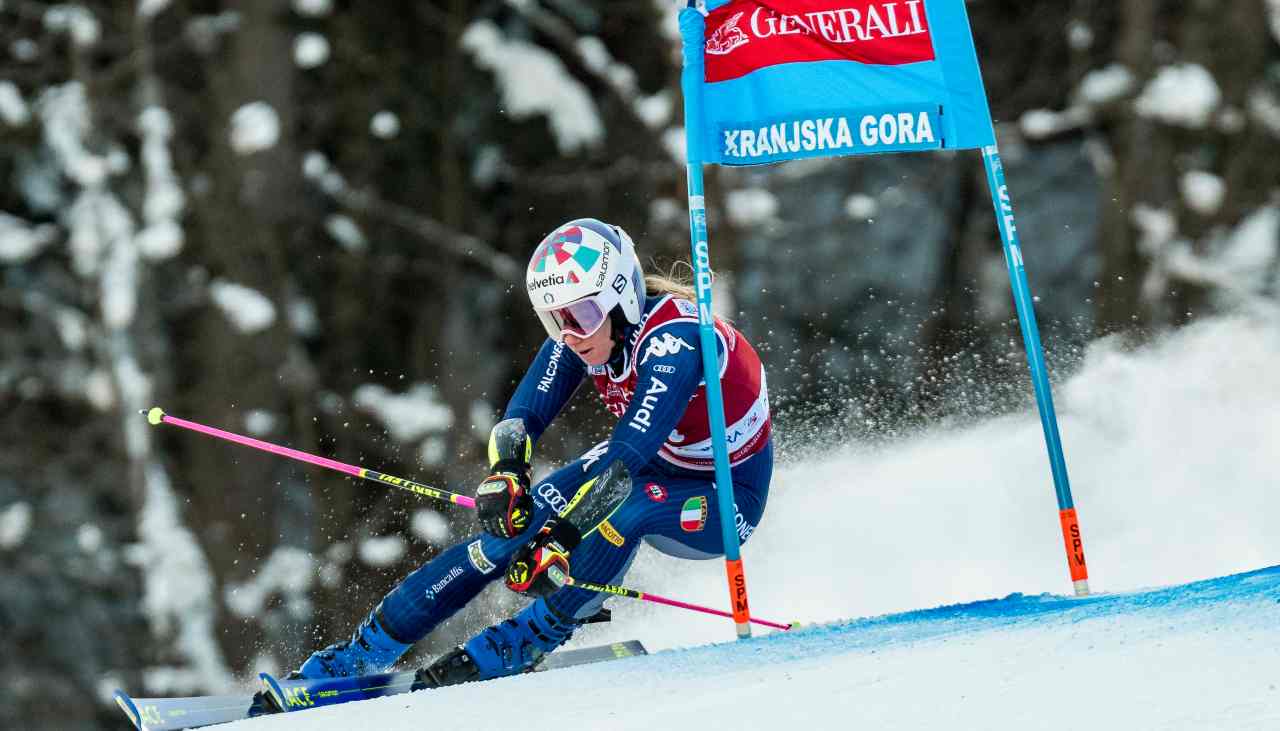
[308,160,521,280]
[508,0,677,161]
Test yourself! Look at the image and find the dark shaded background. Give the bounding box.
[1,1,1277,727]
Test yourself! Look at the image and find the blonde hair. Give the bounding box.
[644,261,699,301]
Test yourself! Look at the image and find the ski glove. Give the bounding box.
[505,519,581,597]
[475,458,534,538]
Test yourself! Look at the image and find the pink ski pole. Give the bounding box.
[564,576,795,631]
[141,407,476,508]
[144,407,799,630]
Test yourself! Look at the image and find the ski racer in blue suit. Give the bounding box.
[292,218,773,688]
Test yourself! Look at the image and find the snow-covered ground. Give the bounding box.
[579,310,1280,652]
[228,566,1280,730]
[219,310,1280,729]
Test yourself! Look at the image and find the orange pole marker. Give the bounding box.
[1058,508,1090,596]
[725,558,751,637]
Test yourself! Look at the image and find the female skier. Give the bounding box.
[294,217,772,687]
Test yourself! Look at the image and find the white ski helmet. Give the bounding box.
[526,218,645,341]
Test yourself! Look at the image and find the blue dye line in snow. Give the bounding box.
[652,564,1280,671]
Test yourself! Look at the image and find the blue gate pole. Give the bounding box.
[981,144,1091,596]
[679,2,752,637]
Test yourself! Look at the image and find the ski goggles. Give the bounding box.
[536,298,608,341]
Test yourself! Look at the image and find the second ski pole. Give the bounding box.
[563,576,794,631]
[145,407,797,631]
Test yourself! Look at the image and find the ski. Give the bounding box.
[113,640,647,730]
[113,692,253,731]
[259,639,646,714]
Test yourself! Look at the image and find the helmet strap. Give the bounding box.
[606,308,629,363]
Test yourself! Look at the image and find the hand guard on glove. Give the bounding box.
[475,418,534,539]
[475,458,533,538]
[505,519,582,597]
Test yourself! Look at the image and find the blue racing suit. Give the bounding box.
[359,295,773,676]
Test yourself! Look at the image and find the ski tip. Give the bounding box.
[259,672,290,714]
[144,407,165,425]
[113,689,144,730]
[614,640,647,657]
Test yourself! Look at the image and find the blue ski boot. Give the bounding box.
[248,607,412,716]
[297,607,412,679]
[413,597,578,688]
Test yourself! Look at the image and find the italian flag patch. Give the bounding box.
[680,496,707,532]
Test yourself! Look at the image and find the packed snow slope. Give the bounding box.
[227,566,1280,730]
[223,312,1280,730]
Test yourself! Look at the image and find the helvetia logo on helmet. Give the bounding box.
[527,273,566,291]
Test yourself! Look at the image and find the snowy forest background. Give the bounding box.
[2,1,1278,728]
